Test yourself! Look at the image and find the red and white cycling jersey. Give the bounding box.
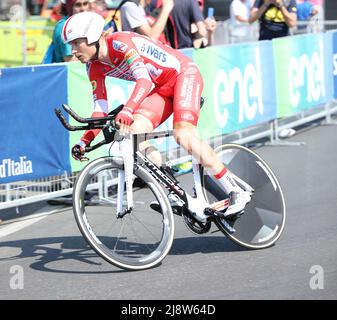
[82,32,203,145]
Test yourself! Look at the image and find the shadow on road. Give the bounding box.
[0,235,248,274]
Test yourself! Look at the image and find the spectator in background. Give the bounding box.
[296,0,319,21]
[89,0,117,35]
[168,0,214,49]
[52,0,90,62]
[119,0,174,41]
[229,0,251,43]
[190,0,217,48]
[89,0,108,18]
[249,0,297,40]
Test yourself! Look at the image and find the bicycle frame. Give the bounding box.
[134,143,210,223]
[131,132,235,223]
[54,103,252,224]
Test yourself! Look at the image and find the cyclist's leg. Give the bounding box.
[173,65,250,215]
[172,64,224,175]
[131,91,173,166]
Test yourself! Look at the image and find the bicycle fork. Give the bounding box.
[116,135,134,218]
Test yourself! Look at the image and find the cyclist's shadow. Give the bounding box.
[0,236,127,274]
[170,234,248,255]
[0,234,247,274]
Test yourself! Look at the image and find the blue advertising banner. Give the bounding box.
[274,33,334,117]
[0,65,70,183]
[196,41,277,137]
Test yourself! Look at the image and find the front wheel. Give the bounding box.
[72,157,175,271]
[202,144,286,249]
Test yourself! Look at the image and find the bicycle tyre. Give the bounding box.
[72,157,175,270]
[202,144,286,249]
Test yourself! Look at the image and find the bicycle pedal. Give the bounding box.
[224,209,245,222]
[203,207,225,218]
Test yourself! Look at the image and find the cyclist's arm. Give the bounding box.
[124,50,153,111]
[80,63,109,146]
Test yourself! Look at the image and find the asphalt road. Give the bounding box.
[0,123,337,300]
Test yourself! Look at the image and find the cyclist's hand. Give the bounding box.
[71,143,89,162]
[115,106,134,126]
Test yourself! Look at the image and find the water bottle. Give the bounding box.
[208,7,214,18]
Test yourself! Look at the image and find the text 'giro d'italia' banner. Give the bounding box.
[273,33,334,118]
[195,41,277,139]
[0,65,70,183]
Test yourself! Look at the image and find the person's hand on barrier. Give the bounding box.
[72,143,89,162]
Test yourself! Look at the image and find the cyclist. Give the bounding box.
[62,11,251,217]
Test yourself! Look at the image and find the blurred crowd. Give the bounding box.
[0,0,326,62]
[230,0,323,42]
[46,0,218,63]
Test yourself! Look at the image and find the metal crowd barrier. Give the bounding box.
[1,100,337,211]
[214,20,337,45]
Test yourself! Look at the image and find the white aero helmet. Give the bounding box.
[62,11,105,44]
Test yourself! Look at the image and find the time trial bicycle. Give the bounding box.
[55,102,286,271]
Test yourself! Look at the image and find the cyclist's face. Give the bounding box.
[72,0,90,14]
[70,38,96,63]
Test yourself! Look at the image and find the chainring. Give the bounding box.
[181,208,212,235]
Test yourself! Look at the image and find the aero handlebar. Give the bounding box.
[54,104,124,152]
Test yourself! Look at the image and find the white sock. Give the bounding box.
[214,168,241,194]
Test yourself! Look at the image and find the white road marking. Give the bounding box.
[0,210,60,238]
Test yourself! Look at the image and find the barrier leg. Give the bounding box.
[265,119,306,147]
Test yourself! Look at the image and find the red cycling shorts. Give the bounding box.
[134,63,203,128]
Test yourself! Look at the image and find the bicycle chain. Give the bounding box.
[181,208,212,235]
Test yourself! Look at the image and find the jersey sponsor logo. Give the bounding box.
[185,66,198,75]
[180,113,195,122]
[131,61,144,70]
[180,76,195,105]
[113,40,128,53]
[125,49,139,65]
[145,63,163,79]
[133,38,167,63]
[133,67,151,81]
[133,37,181,72]
[140,44,167,62]
[91,80,97,91]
